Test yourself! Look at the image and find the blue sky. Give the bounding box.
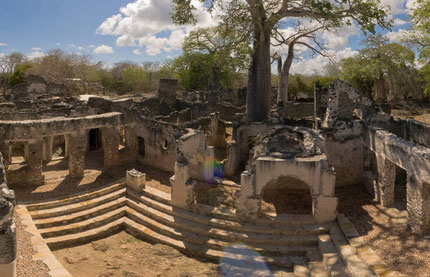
[0,0,415,74]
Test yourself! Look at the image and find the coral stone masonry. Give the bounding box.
[0,75,427,276]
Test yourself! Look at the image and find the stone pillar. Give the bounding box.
[203,147,215,183]
[313,196,338,223]
[407,176,430,234]
[102,127,119,168]
[376,156,396,206]
[23,142,29,163]
[126,169,146,191]
[64,135,70,158]
[42,136,53,163]
[224,141,240,177]
[236,171,259,221]
[68,133,86,179]
[27,140,44,186]
[0,153,17,277]
[171,163,195,209]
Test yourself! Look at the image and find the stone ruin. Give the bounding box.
[0,153,16,277]
[0,76,429,276]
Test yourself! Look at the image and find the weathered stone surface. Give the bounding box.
[0,152,16,265]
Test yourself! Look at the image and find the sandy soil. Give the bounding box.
[337,185,430,277]
[53,231,222,277]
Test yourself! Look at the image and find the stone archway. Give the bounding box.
[260,176,313,218]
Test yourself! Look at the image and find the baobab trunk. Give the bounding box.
[247,25,271,122]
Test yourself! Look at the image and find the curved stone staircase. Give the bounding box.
[25,183,402,277]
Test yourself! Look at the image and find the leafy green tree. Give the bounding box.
[172,0,391,121]
[341,35,417,101]
[183,25,251,90]
[8,64,32,87]
[405,0,430,96]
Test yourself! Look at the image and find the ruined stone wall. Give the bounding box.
[363,124,430,233]
[137,117,179,173]
[322,121,364,187]
[0,152,16,276]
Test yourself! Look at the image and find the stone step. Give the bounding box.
[26,183,124,211]
[318,234,350,277]
[329,223,376,277]
[126,205,315,257]
[126,197,320,247]
[33,197,126,229]
[128,189,328,235]
[294,264,311,277]
[141,187,318,226]
[123,217,297,268]
[40,207,127,238]
[29,188,126,220]
[45,218,124,250]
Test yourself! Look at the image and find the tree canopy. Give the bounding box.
[172,0,392,121]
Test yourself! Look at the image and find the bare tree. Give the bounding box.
[272,23,329,102]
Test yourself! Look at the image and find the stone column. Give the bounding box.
[236,171,259,221]
[102,127,119,168]
[0,153,17,277]
[42,136,53,163]
[407,176,430,234]
[171,163,195,209]
[313,196,338,223]
[64,135,70,158]
[68,133,86,179]
[376,155,396,206]
[27,140,44,186]
[0,141,11,167]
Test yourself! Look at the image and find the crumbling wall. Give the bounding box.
[137,117,179,173]
[0,152,16,276]
[158,79,178,115]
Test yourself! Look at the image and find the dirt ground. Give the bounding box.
[53,231,222,277]
[337,185,430,277]
[391,108,430,124]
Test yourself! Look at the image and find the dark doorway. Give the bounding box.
[89,128,101,151]
[394,166,407,211]
[138,137,145,158]
[261,176,313,218]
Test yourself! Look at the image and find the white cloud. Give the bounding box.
[89,45,96,48]
[393,18,407,26]
[69,44,77,48]
[0,43,7,47]
[381,0,407,15]
[27,51,45,60]
[289,47,358,75]
[133,49,143,55]
[97,0,220,56]
[93,45,114,54]
[0,53,4,58]
[32,47,42,51]
[55,43,61,46]
[385,28,407,42]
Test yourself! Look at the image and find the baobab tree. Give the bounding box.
[172,0,391,122]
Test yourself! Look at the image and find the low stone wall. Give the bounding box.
[0,112,122,140]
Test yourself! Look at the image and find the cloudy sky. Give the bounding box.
[0,0,416,75]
